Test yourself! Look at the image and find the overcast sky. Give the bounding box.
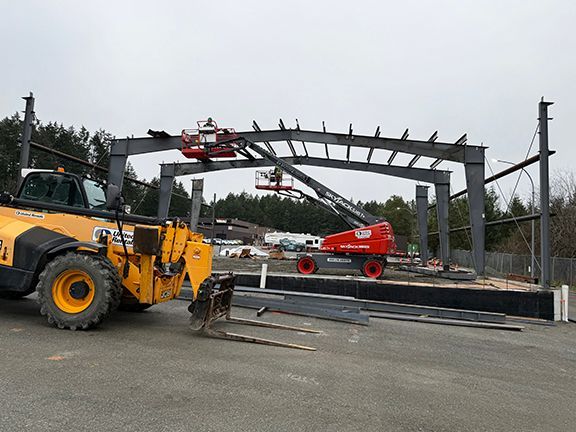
[1,1,574,208]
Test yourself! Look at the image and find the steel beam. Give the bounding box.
[189,178,204,231]
[158,163,175,218]
[435,183,450,271]
[464,146,486,275]
[232,295,369,325]
[171,157,451,185]
[158,157,451,236]
[539,99,553,289]
[416,185,429,266]
[282,294,506,323]
[441,152,554,203]
[206,286,508,323]
[108,138,129,189]
[370,312,524,331]
[430,134,466,169]
[110,129,481,162]
[429,212,545,235]
[18,92,35,188]
[387,129,409,165]
[408,131,438,167]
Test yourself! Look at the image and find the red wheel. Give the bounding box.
[362,259,383,278]
[297,257,317,275]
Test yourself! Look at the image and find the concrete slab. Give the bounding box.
[0,296,575,432]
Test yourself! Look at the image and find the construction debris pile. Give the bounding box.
[219,246,269,259]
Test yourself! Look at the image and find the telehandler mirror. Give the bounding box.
[105,184,123,211]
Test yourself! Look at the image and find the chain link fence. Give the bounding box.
[451,249,576,287]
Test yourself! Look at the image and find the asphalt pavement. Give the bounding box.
[0,295,575,432]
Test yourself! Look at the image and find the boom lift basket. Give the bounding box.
[255,169,294,191]
[181,119,239,159]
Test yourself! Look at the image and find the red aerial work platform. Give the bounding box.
[255,170,294,191]
[181,119,238,160]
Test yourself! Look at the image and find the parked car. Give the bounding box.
[278,238,305,252]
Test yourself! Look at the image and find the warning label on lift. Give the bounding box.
[354,230,372,239]
[92,227,134,247]
[327,257,352,263]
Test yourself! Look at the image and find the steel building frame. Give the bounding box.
[14,95,555,287]
[107,125,484,273]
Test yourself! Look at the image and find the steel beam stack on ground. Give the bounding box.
[232,289,524,331]
[232,295,370,325]
[180,284,527,331]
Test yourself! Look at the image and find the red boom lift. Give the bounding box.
[181,119,239,159]
[179,123,396,278]
[242,139,395,278]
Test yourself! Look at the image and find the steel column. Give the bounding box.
[18,92,35,188]
[189,178,204,231]
[108,138,129,190]
[435,183,450,271]
[464,147,486,275]
[416,185,429,266]
[157,163,175,218]
[539,99,553,289]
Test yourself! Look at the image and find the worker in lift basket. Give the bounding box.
[273,166,283,185]
[200,117,217,144]
[203,117,215,129]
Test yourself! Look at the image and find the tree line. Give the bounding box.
[1,112,575,257]
[206,189,531,252]
[0,113,191,217]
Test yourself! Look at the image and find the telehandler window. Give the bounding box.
[20,172,85,208]
[83,178,107,210]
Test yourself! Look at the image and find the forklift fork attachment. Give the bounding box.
[204,327,317,351]
[190,274,319,351]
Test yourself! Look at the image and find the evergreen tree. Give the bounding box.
[0,114,23,193]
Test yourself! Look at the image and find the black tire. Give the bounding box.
[297,256,318,275]
[36,252,122,330]
[119,292,152,312]
[361,259,385,279]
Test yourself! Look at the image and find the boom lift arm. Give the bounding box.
[235,138,381,228]
[278,188,362,229]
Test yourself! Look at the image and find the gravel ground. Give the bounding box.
[0,294,575,432]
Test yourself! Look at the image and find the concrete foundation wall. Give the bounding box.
[228,273,556,320]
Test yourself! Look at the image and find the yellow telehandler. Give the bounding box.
[0,169,316,349]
